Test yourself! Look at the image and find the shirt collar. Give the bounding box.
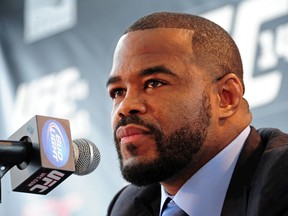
[160,126,250,215]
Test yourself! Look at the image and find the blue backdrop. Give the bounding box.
[0,0,287,215]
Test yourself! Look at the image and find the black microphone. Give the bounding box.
[0,115,100,197]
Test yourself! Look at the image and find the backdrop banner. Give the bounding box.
[0,0,287,215]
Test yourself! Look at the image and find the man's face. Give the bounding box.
[107,28,213,185]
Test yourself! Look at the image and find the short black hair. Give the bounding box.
[125,12,245,92]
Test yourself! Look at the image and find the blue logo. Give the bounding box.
[42,119,70,167]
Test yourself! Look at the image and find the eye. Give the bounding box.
[109,88,126,99]
[144,79,166,89]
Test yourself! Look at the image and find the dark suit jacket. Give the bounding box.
[107,127,288,216]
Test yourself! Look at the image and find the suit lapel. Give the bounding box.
[133,184,161,216]
[221,127,265,216]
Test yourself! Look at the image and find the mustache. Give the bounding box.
[114,115,155,132]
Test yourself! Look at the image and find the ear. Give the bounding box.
[216,73,244,119]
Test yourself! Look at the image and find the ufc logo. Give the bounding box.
[29,170,65,193]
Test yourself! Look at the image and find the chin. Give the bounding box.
[122,155,152,167]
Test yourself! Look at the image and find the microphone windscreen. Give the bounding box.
[72,139,101,176]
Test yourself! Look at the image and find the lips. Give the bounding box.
[116,124,151,144]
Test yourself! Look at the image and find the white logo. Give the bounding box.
[199,0,288,108]
[24,0,77,43]
[11,67,92,138]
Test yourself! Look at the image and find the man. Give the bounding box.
[106,12,288,216]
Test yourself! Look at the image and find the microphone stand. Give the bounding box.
[0,140,33,202]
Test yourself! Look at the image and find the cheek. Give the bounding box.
[111,108,118,130]
[155,98,199,130]
[152,99,194,133]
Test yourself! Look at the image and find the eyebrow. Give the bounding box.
[106,65,178,88]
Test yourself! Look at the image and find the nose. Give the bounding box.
[116,91,147,118]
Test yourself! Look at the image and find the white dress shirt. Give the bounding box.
[160,126,251,216]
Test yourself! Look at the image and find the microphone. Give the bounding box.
[72,138,101,175]
[0,139,100,175]
[0,115,100,197]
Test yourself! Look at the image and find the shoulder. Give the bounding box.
[254,127,288,180]
[257,127,288,150]
[248,128,288,215]
[253,127,288,182]
[107,183,161,216]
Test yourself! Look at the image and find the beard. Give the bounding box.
[113,92,211,186]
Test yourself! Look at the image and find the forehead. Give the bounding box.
[115,28,194,57]
[110,28,195,76]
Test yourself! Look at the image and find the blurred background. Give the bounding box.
[0,0,287,215]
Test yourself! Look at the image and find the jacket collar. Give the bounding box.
[221,126,264,215]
